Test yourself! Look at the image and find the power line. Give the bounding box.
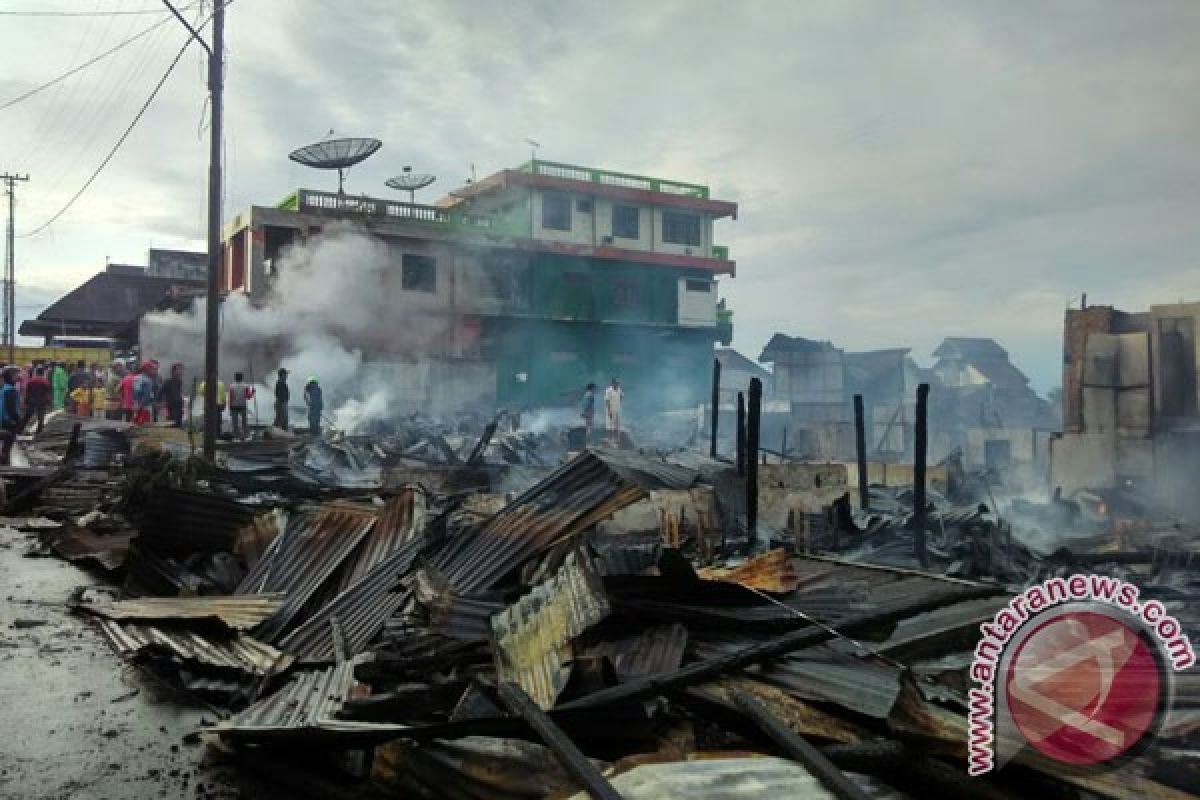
[18,34,192,238]
[0,6,193,16]
[0,15,174,112]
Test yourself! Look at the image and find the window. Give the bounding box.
[613,277,641,309]
[542,192,571,231]
[612,205,639,239]
[686,279,711,292]
[576,198,594,213]
[401,253,437,292]
[662,210,702,246]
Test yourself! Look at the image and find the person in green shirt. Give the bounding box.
[51,362,69,409]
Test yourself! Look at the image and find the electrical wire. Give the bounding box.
[0,5,194,16]
[0,15,174,112]
[17,33,192,238]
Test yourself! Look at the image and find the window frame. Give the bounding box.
[661,210,703,246]
[541,192,571,231]
[401,253,437,293]
[611,204,640,239]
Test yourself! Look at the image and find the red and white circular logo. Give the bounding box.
[1005,609,1163,765]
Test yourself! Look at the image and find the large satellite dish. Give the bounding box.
[288,137,382,194]
[386,166,436,203]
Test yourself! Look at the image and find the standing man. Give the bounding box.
[604,378,623,447]
[581,382,596,446]
[273,368,290,431]
[105,362,125,420]
[119,364,137,421]
[67,360,90,413]
[160,364,185,427]
[21,366,51,435]
[228,372,254,440]
[303,376,323,437]
[51,361,69,410]
[0,369,19,465]
[132,362,157,425]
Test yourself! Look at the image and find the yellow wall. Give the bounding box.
[6,345,112,365]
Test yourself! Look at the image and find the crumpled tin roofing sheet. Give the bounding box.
[579,623,688,682]
[334,490,422,593]
[277,536,424,664]
[77,593,285,630]
[238,504,377,642]
[492,548,610,708]
[434,450,695,595]
[96,619,292,676]
[141,487,259,557]
[565,757,837,800]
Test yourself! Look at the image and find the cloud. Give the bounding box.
[3,1,1199,391]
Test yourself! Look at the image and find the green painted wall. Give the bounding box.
[530,253,683,325]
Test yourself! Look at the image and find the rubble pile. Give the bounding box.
[7,413,1200,800]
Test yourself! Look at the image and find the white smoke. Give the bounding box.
[139,226,461,432]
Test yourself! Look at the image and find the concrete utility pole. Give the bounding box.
[1,173,29,365]
[164,1,224,459]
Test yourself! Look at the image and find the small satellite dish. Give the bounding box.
[288,137,382,194]
[385,166,436,203]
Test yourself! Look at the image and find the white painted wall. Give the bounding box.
[529,190,716,258]
[677,278,716,326]
[531,190,595,245]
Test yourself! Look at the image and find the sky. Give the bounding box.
[2,0,1200,392]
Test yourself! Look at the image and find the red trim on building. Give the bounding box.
[514,238,736,276]
[456,170,738,219]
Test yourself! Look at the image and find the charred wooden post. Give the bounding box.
[710,357,721,458]
[732,690,873,800]
[746,378,762,550]
[853,394,868,511]
[496,682,623,800]
[736,391,746,476]
[914,382,929,567]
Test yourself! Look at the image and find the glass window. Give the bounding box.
[686,279,711,292]
[542,192,571,231]
[401,253,437,292]
[612,205,640,239]
[662,210,702,246]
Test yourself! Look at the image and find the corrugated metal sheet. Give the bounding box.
[277,536,424,664]
[44,526,132,572]
[81,428,129,468]
[76,594,285,630]
[96,619,292,676]
[238,504,377,643]
[492,548,610,708]
[141,488,259,556]
[334,490,422,592]
[566,757,837,800]
[434,450,695,595]
[579,623,688,682]
[698,549,800,593]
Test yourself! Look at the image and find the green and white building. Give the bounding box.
[220,160,737,413]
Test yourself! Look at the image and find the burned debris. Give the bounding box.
[3,390,1199,800]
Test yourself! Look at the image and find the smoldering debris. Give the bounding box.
[6,413,1200,800]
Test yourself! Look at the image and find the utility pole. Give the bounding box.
[165,1,224,459]
[1,173,29,366]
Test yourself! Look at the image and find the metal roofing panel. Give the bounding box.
[96,619,292,676]
[433,451,654,594]
[493,548,610,708]
[238,504,377,643]
[76,593,285,630]
[579,623,688,682]
[566,757,837,800]
[334,490,422,592]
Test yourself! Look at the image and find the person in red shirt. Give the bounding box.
[21,366,52,434]
[119,366,137,422]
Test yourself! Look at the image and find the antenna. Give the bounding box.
[385,166,436,204]
[525,138,540,164]
[288,137,382,194]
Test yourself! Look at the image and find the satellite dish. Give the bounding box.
[288,137,382,194]
[386,166,436,203]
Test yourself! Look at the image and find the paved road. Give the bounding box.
[0,522,279,800]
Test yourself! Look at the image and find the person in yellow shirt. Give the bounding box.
[197,379,227,433]
[69,385,106,418]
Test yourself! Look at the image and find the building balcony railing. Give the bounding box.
[521,159,709,199]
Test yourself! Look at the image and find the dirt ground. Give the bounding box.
[0,522,288,800]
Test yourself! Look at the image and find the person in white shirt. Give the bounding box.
[227,372,255,439]
[604,378,623,446]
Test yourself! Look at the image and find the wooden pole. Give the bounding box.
[709,357,720,458]
[914,382,929,567]
[746,378,762,550]
[736,391,746,476]
[853,394,868,511]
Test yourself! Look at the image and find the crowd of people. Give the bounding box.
[0,358,328,464]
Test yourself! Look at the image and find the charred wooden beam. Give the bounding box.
[732,690,873,800]
[736,391,746,476]
[710,357,721,459]
[746,378,762,548]
[853,394,868,511]
[914,383,929,568]
[495,682,623,800]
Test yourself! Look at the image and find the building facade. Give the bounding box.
[220,160,736,414]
